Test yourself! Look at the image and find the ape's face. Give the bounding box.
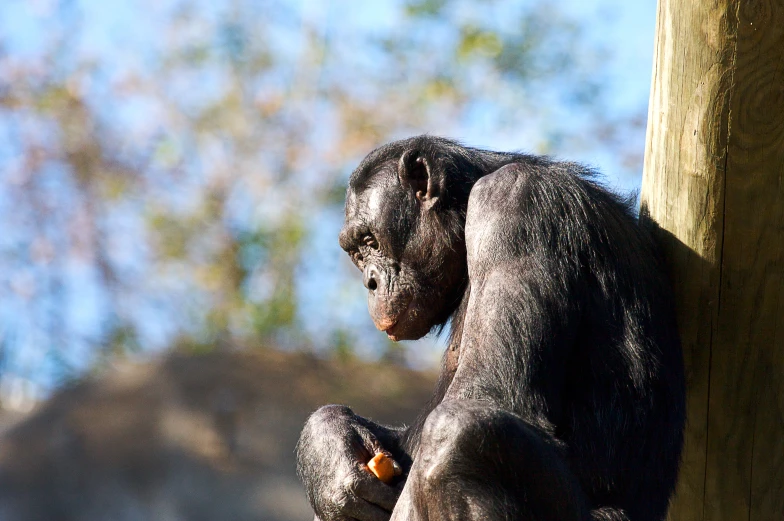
[339,155,466,341]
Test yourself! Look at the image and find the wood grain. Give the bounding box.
[640,0,784,520]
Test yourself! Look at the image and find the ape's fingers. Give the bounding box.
[342,496,391,521]
[350,470,400,511]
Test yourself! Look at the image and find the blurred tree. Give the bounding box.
[0,0,648,397]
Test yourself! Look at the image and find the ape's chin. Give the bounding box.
[384,321,424,342]
[383,306,437,341]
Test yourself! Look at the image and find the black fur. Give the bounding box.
[297,136,685,521]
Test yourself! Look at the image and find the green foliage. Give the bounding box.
[0,0,644,390]
[244,219,305,338]
[457,26,503,60]
[405,0,448,17]
[331,329,355,363]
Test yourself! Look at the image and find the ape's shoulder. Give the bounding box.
[466,158,588,212]
[465,158,625,232]
[468,163,534,212]
[463,159,625,270]
[465,160,554,232]
[464,162,542,270]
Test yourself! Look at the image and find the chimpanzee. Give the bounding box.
[297,136,685,521]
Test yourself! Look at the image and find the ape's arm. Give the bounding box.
[450,165,582,421]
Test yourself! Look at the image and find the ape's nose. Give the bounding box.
[363,265,380,292]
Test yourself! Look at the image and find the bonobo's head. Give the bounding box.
[339,136,487,341]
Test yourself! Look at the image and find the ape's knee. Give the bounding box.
[304,404,354,429]
[421,401,485,447]
[418,401,497,488]
[299,404,355,452]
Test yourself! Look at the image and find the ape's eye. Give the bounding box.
[363,235,378,250]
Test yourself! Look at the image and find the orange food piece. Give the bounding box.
[367,453,398,484]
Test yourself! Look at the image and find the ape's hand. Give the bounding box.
[367,452,402,484]
[297,405,402,521]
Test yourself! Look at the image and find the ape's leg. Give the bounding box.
[390,400,590,521]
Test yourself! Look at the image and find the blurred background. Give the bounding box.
[0,0,656,519]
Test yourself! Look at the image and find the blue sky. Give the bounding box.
[0,0,659,399]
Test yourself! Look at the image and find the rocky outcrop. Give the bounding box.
[0,350,434,521]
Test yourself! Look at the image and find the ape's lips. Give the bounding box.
[377,302,412,341]
[384,320,401,340]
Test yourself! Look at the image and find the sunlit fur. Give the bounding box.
[299,136,685,521]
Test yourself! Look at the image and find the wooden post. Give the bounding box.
[640,0,784,520]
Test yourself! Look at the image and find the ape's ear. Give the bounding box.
[398,149,440,210]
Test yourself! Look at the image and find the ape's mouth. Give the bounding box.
[384,321,401,340]
[382,302,412,341]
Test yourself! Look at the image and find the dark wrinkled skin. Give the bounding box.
[297,136,686,521]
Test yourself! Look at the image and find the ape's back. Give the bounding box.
[461,158,685,520]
